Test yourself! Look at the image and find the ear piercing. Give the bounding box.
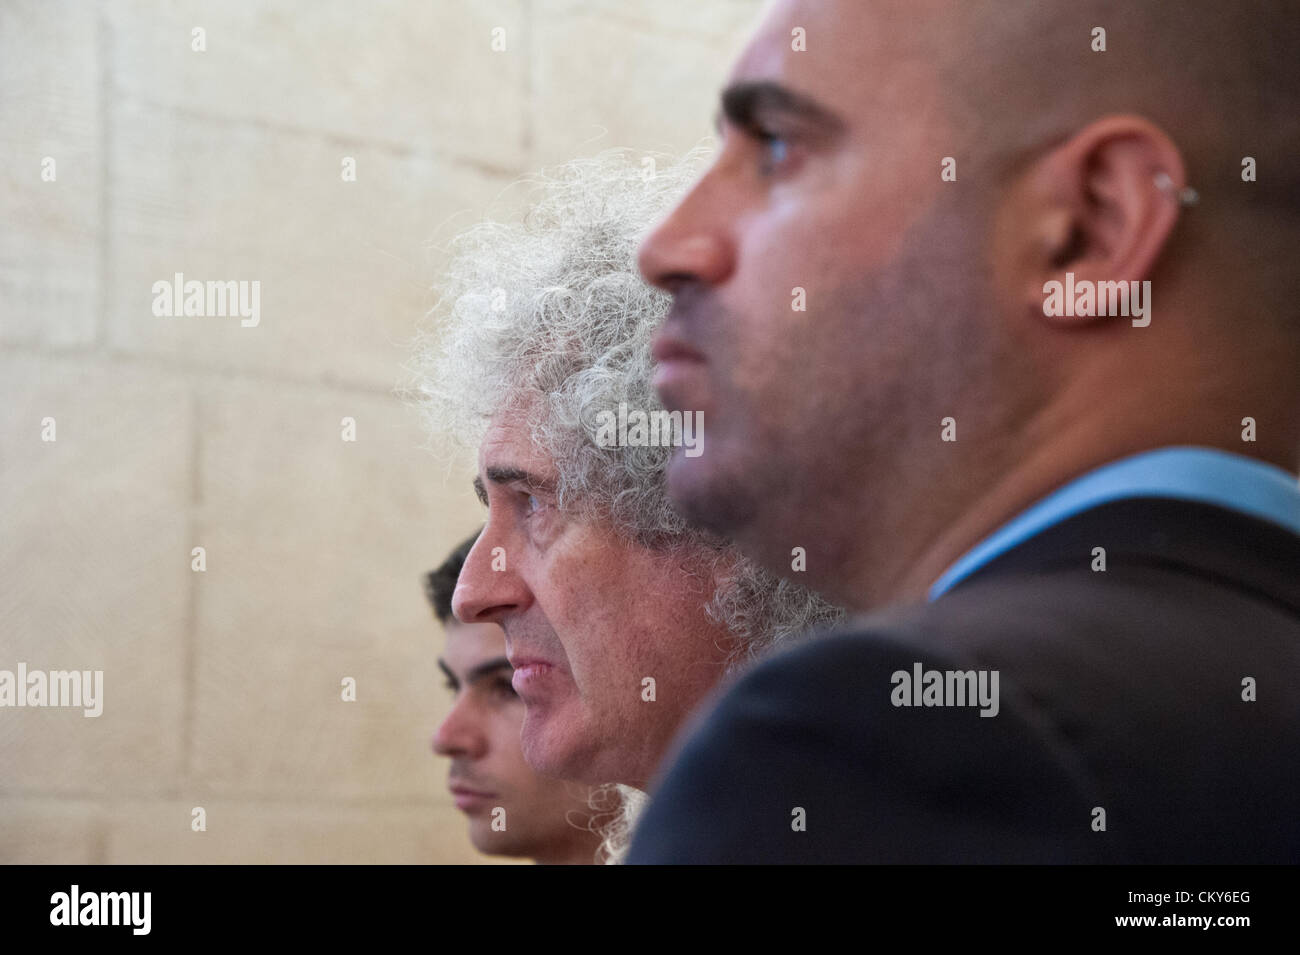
[1154,171,1199,206]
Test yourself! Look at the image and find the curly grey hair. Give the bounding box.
[411,148,842,673]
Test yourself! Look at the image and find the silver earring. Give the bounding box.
[1154,171,1199,206]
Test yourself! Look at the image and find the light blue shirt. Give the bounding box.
[929,446,1300,600]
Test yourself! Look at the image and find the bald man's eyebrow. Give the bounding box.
[715,80,847,141]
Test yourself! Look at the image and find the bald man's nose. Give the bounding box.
[638,193,734,291]
[450,538,529,625]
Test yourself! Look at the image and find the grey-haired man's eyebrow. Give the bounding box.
[473,466,557,506]
[715,79,847,141]
[485,465,556,492]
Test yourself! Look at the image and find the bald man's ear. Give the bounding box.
[995,115,1188,328]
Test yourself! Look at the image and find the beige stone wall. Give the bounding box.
[0,0,759,864]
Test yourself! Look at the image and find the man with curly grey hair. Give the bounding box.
[414,149,840,798]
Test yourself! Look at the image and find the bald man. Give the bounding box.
[630,0,1300,862]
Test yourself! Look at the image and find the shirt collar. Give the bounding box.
[929,446,1300,600]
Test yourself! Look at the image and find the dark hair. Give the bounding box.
[423,530,482,624]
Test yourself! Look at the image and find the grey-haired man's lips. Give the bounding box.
[511,660,556,696]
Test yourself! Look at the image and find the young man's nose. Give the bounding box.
[432,697,487,759]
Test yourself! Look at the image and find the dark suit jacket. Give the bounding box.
[627,498,1300,863]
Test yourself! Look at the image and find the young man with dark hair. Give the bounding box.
[426,532,605,865]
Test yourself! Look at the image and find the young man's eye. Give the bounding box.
[491,678,518,700]
[754,130,795,176]
[442,680,459,694]
[761,133,788,166]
